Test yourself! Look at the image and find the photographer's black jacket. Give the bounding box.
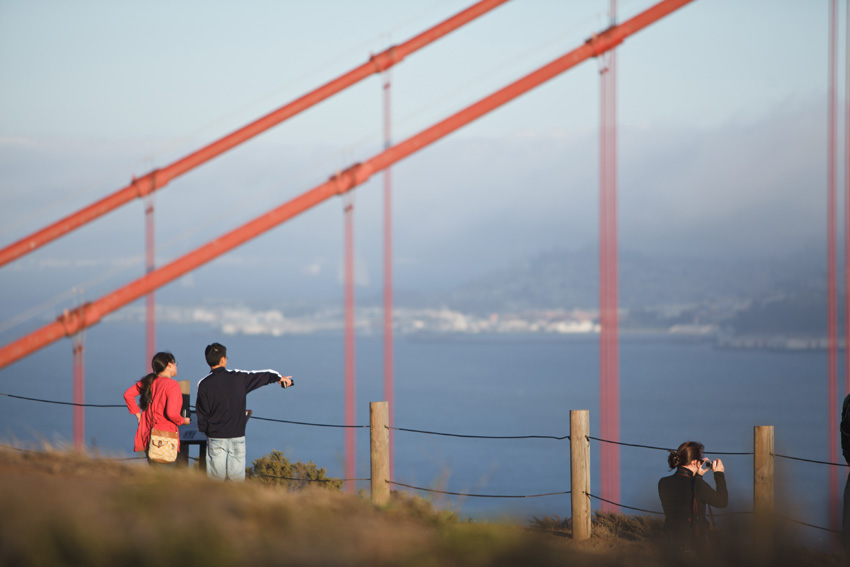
[196,367,281,439]
[658,467,727,537]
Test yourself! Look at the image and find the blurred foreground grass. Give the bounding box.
[0,446,842,566]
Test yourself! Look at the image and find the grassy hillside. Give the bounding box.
[0,446,841,566]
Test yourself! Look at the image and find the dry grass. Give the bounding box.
[0,446,844,566]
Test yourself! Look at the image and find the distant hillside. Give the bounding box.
[436,247,824,314]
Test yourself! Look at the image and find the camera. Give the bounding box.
[281,378,295,389]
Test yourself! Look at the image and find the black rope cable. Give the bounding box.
[250,415,369,429]
[2,392,562,434]
[256,474,369,482]
[586,435,672,452]
[587,435,753,456]
[0,392,124,408]
[703,450,754,456]
[2,392,841,466]
[389,426,569,441]
[388,480,570,499]
[775,514,842,534]
[186,404,369,429]
[774,453,850,467]
[586,493,664,515]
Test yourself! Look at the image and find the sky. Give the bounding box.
[0,0,838,331]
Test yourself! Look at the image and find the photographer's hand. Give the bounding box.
[279,375,293,388]
[712,458,725,473]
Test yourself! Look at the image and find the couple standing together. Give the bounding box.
[123,342,293,481]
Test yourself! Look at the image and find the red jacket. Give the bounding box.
[124,376,184,452]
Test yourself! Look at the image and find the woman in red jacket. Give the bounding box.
[124,352,190,465]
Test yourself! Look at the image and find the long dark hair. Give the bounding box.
[138,352,175,411]
[668,441,704,470]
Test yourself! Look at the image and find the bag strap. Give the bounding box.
[691,476,702,538]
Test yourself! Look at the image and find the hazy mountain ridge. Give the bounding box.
[437,247,825,315]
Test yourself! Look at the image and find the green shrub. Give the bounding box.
[245,450,343,491]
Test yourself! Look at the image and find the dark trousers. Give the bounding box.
[843,470,850,548]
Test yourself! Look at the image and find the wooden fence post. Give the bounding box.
[754,425,774,553]
[571,409,591,540]
[370,401,390,505]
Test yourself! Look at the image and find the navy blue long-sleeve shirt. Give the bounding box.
[196,367,281,439]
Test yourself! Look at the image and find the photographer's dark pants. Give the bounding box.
[843,470,850,549]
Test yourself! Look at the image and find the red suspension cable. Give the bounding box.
[382,71,396,482]
[145,196,156,368]
[827,0,839,532]
[344,199,357,493]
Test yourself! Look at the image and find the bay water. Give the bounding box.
[0,321,836,545]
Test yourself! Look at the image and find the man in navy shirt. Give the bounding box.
[196,342,293,481]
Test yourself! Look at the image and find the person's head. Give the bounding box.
[151,351,176,377]
[139,351,176,410]
[205,342,227,368]
[667,441,705,470]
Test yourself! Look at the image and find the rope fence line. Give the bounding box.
[775,514,842,535]
[2,391,841,466]
[587,435,753,456]
[388,480,570,499]
[250,415,369,429]
[586,493,755,519]
[586,493,664,515]
[0,392,124,408]
[257,474,369,483]
[389,426,569,441]
[774,453,850,468]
